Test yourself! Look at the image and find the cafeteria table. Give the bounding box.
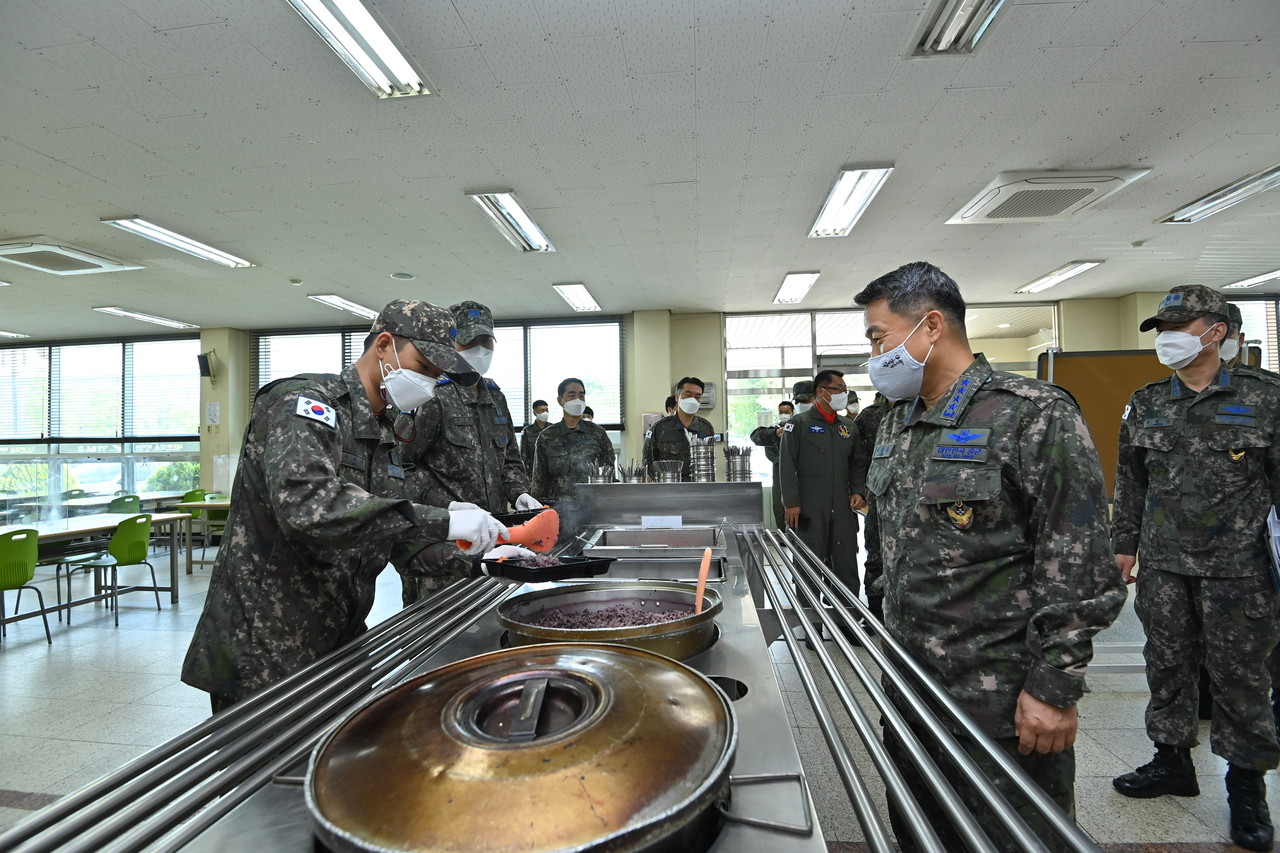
[173,499,230,573]
[0,511,192,610]
[10,490,187,518]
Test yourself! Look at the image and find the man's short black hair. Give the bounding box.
[531,399,548,410]
[778,400,794,411]
[814,369,845,389]
[854,261,967,330]
[664,395,677,411]
[363,331,406,352]
[582,406,594,418]
[557,377,585,398]
[675,376,705,393]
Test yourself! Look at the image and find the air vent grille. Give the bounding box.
[0,238,143,275]
[988,188,1096,219]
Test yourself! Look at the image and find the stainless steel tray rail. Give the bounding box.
[742,526,1102,853]
[0,578,513,853]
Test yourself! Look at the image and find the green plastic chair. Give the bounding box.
[1,529,52,644]
[61,489,87,501]
[203,493,229,550]
[58,514,159,626]
[107,495,141,514]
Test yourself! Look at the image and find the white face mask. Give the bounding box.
[380,347,438,412]
[562,399,587,417]
[793,402,813,414]
[867,315,934,402]
[677,397,701,415]
[778,413,791,422]
[459,345,494,375]
[825,390,850,411]
[534,410,550,423]
[1219,337,1241,363]
[1154,325,1218,370]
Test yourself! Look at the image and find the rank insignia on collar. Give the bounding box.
[946,501,973,530]
[1229,449,1246,462]
[837,424,850,439]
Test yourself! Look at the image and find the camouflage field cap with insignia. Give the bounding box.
[369,299,472,377]
[792,380,816,402]
[1227,301,1243,333]
[451,301,494,344]
[1139,285,1229,332]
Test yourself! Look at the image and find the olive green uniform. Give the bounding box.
[642,413,714,480]
[750,421,786,527]
[519,418,551,473]
[777,405,867,593]
[532,419,616,500]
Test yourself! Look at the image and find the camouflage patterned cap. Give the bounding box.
[1227,301,1243,332]
[369,299,472,377]
[451,301,494,344]
[791,380,816,401]
[1139,285,1229,332]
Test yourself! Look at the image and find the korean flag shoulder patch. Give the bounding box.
[296,396,337,429]
[782,422,794,432]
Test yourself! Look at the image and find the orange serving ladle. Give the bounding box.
[457,508,560,554]
[694,547,712,614]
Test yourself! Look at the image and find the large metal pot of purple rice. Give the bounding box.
[497,581,723,661]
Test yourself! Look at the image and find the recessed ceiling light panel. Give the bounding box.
[1012,261,1103,295]
[93,307,198,329]
[102,217,254,267]
[808,168,894,238]
[774,273,820,305]
[467,191,556,253]
[1222,269,1280,289]
[308,294,379,319]
[552,283,601,312]
[285,0,432,98]
[1160,161,1280,224]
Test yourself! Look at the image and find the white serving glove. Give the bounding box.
[447,508,508,555]
[448,500,482,512]
[514,493,542,511]
[482,544,538,563]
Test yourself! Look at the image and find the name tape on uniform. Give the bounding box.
[296,396,337,429]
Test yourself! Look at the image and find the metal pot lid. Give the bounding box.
[307,644,736,853]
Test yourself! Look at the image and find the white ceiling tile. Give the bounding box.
[618,0,695,75]
[821,12,917,95]
[554,34,632,112]
[695,23,766,104]
[533,0,620,38]
[765,0,851,61]
[374,0,475,51]
[754,62,828,131]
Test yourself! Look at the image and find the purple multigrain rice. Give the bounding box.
[509,555,564,568]
[523,603,695,629]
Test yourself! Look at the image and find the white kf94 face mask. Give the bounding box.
[677,397,701,415]
[381,347,438,412]
[459,345,494,375]
[1154,325,1219,370]
[562,399,587,417]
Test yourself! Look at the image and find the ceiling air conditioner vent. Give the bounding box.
[947,169,1150,224]
[0,237,144,275]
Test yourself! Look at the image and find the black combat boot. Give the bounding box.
[1112,743,1200,798]
[866,595,884,623]
[1227,764,1274,852]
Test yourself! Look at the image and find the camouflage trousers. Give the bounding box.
[863,494,883,598]
[770,461,785,530]
[1134,567,1280,770]
[884,718,1075,853]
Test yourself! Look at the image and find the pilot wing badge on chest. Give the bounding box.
[946,501,974,530]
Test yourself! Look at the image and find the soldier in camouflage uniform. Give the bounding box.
[519,399,551,473]
[532,377,616,500]
[749,397,795,528]
[399,301,540,603]
[854,262,1124,852]
[182,300,507,712]
[778,370,867,599]
[853,391,891,622]
[642,377,715,480]
[1112,285,1280,852]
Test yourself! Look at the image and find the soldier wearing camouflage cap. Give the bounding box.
[398,300,538,605]
[182,299,512,711]
[854,261,1124,851]
[1113,284,1280,851]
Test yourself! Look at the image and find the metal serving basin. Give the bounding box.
[582,526,727,561]
[601,555,727,583]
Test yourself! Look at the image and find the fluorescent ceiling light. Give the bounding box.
[467,191,556,253]
[553,283,601,312]
[93,307,198,329]
[1223,269,1280,289]
[912,0,1009,57]
[0,330,30,339]
[308,294,379,319]
[102,217,254,268]
[808,168,894,238]
[285,0,431,98]
[774,272,820,305]
[996,322,1011,329]
[1013,261,1103,295]
[1160,161,1280,224]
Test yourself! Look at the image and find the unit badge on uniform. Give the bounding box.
[808,425,826,434]
[946,501,973,530]
[1229,449,1246,462]
[837,424,850,439]
[296,396,337,429]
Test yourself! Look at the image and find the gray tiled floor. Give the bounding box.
[2,547,1277,851]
